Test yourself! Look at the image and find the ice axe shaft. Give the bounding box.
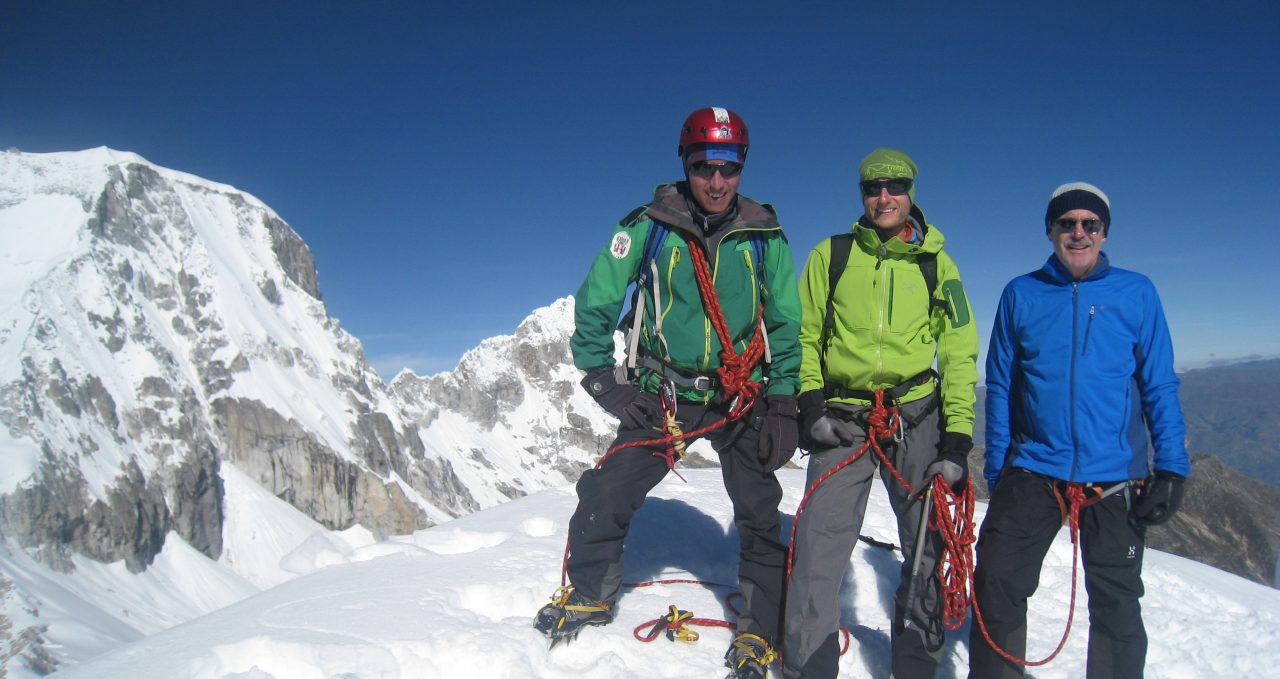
[895,484,934,636]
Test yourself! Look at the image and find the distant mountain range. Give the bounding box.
[1179,358,1280,487]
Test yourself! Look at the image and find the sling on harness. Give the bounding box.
[622,216,772,391]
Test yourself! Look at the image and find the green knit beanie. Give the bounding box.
[859,147,918,202]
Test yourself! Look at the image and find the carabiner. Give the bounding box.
[660,379,678,418]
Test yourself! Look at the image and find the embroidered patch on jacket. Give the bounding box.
[610,232,632,259]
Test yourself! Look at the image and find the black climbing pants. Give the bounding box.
[566,399,786,645]
[969,469,1148,679]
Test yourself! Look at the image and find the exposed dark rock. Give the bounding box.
[263,215,321,300]
[1145,454,1280,587]
[212,397,439,537]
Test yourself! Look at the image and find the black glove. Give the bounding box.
[581,367,661,430]
[798,390,855,450]
[758,395,798,472]
[1133,471,1186,526]
[925,432,973,490]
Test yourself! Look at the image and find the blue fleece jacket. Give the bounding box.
[984,253,1190,487]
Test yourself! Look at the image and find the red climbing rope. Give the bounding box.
[685,237,766,421]
[786,391,908,579]
[967,482,1088,667]
[626,578,851,656]
[928,475,977,631]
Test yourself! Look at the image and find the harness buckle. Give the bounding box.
[692,375,712,391]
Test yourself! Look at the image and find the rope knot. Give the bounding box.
[685,238,767,421]
[864,391,902,443]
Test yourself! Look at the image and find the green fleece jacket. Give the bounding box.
[798,207,978,435]
[571,182,802,401]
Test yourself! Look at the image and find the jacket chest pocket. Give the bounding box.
[833,263,878,331]
[887,265,930,335]
[1080,303,1139,378]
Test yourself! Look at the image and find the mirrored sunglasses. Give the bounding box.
[1052,218,1105,235]
[859,178,913,198]
[688,161,743,179]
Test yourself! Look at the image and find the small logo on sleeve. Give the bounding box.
[610,232,632,259]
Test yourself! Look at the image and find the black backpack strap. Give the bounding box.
[916,252,953,319]
[820,234,854,379]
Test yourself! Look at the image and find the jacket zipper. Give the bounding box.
[875,245,888,380]
[1082,304,1096,355]
[743,249,759,312]
[1070,282,1080,482]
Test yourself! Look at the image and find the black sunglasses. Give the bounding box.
[859,178,913,198]
[688,161,743,179]
[1052,218,1105,235]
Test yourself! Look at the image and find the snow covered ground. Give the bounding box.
[34,468,1280,679]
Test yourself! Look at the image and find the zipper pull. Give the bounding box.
[1082,304,1096,355]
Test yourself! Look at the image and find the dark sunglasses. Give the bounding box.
[688,161,743,179]
[859,178,913,198]
[1052,218,1105,235]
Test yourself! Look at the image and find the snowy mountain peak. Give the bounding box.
[0,150,632,676]
[0,149,462,576]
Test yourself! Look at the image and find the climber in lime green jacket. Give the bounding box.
[783,147,978,679]
[796,198,977,435]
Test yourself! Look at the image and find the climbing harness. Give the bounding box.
[787,389,913,579]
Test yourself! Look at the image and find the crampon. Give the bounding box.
[534,586,613,648]
[724,632,778,679]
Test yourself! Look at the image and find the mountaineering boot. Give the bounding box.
[534,586,613,648]
[724,633,778,679]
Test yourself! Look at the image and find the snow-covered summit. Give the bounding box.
[45,470,1280,679]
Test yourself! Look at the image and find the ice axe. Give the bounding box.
[895,483,934,636]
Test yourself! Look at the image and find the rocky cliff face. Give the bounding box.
[391,298,635,503]
[1145,454,1280,587]
[0,149,470,575]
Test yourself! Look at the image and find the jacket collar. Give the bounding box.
[1039,251,1112,285]
[852,203,945,256]
[645,182,779,238]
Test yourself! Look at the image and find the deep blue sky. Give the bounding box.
[5,1,1278,378]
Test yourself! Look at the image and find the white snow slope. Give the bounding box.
[44,469,1280,679]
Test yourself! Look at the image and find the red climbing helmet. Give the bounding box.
[677,107,750,159]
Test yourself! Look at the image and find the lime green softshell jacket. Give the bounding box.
[797,208,978,435]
